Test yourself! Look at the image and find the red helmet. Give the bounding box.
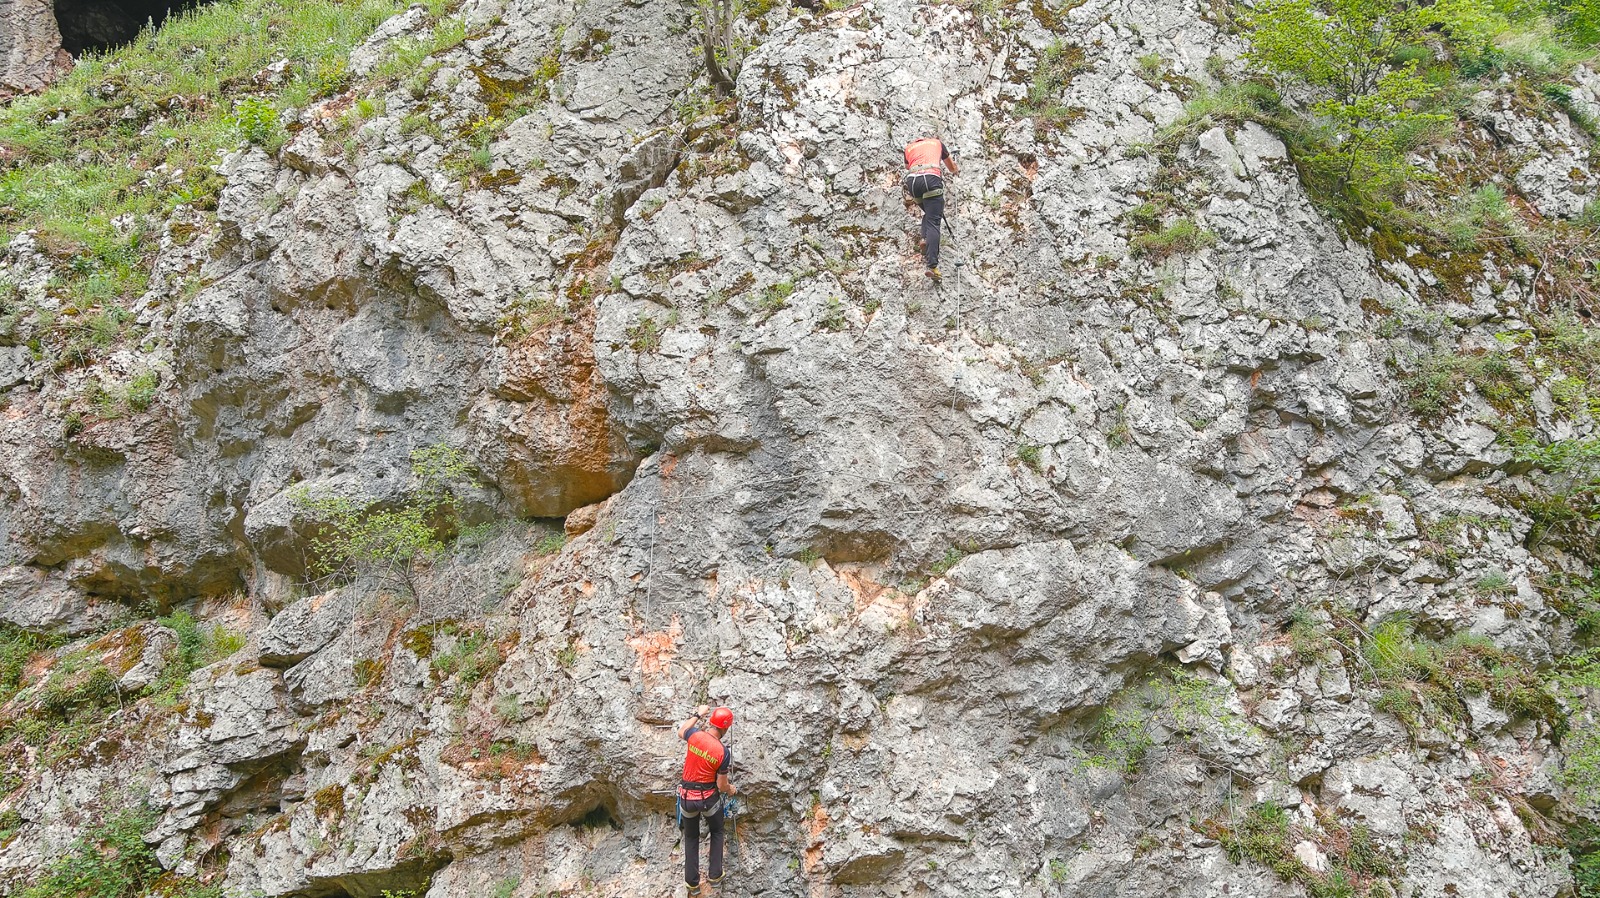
[709,707,734,729]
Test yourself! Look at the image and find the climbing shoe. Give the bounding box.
[926,266,942,281]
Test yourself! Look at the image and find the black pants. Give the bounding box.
[905,173,945,268]
[682,798,725,886]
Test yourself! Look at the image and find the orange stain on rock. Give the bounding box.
[802,801,830,878]
[835,567,888,611]
[477,297,639,517]
[626,615,683,676]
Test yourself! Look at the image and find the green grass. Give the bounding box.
[757,279,795,312]
[2,643,123,760]
[1501,432,1600,563]
[626,315,662,352]
[1438,185,1517,250]
[146,610,246,704]
[1402,347,1527,419]
[928,547,966,577]
[430,625,503,701]
[0,0,414,344]
[1084,669,1244,774]
[1205,802,1393,898]
[1016,443,1042,470]
[1361,615,1556,732]
[0,624,59,706]
[1130,218,1217,259]
[1020,40,1089,125]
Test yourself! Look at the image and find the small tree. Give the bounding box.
[1246,0,1452,204]
[697,0,754,97]
[292,444,476,598]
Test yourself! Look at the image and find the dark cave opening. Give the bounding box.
[53,0,210,56]
[575,802,623,830]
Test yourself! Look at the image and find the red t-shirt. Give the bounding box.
[904,138,951,175]
[680,724,731,796]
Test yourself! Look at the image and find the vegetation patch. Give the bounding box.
[291,444,479,595]
[1,645,122,761]
[1082,668,1247,774]
[1501,432,1600,562]
[1201,801,1397,898]
[18,803,222,898]
[1361,614,1555,732]
[0,0,416,329]
[1208,0,1600,309]
[428,624,505,703]
[149,611,246,702]
[0,624,62,706]
[1130,218,1217,259]
[1019,40,1090,128]
[1401,346,1528,419]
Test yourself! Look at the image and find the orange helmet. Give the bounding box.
[709,707,734,729]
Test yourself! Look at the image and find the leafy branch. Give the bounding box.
[290,444,477,597]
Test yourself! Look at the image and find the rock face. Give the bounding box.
[1,0,1598,895]
[0,0,69,97]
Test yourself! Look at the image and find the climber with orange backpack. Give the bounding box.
[902,135,960,280]
[677,704,737,896]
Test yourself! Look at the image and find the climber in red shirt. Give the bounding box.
[903,135,960,280]
[677,704,737,896]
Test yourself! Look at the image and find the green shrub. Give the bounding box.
[1130,218,1217,259]
[1568,822,1600,898]
[1360,615,1556,731]
[124,370,160,411]
[1564,720,1600,808]
[1556,0,1600,44]
[291,444,476,590]
[234,97,284,150]
[19,806,159,898]
[1245,0,1452,205]
[11,802,225,898]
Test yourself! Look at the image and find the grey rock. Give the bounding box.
[258,590,350,668]
[0,0,69,97]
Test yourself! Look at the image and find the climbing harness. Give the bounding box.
[903,172,945,200]
[677,790,725,825]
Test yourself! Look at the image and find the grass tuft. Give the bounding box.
[0,0,412,317]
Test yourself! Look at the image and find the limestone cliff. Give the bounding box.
[0,0,1598,896]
